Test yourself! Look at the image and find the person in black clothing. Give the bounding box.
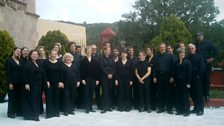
[174,49,192,117]
[36,46,47,115]
[100,47,115,114]
[61,53,80,116]
[115,51,133,112]
[146,47,157,111]
[43,50,63,118]
[91,44,102,110]
[135,51,152,113]
[187,44,205,116]
[194,32,218,101]
[5,47,22,118]
[128,46,139,109]
[80,46,99,113]
[153,43,174,114]
[23,50,46,121]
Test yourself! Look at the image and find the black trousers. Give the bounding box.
[63,85,76,114]
[157,73,173,111]
[76,84,84,108]
[84,78,95,111]
[111,79,118,108]
[23,86,41,120]
[46,82,60,118]
[95,82,102,109]
[202,63,211,98]
[150,79,157,110]
[101,76,113,111]
[133,77,139,108]
[138,80,151,109]
[7,84,23,117]
[190,76,204,112]
[117,78,132,110]
[175,78,190,114]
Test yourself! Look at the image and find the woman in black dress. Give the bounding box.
[5,47,22,118]
[43,50,63,118]
[174,49,192,117]
[100,47,115,114]
[61,53,80,116]
[23,50,46,121]
[135,51,152,113]
[115,51,133,112]
[80,46,99,113]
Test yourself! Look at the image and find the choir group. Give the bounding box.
[5,32,217,121]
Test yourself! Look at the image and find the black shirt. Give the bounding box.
[80,56,99,81]
[115,59,133,80]
[195,40,218,60]
[186,53,205,77]
[5,57,22,84]
[174,59,192,84]
[99,55,115,76]
[136,60,151,80]
[61,63,80,87]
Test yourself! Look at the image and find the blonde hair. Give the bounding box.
[62,53,74,63]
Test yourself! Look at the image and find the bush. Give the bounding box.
[38,30,69,55]
[149,15,192,50]
[0,30,16,95]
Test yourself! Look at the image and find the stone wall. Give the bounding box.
[0,0,38,49]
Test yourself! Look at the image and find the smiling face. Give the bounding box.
[113,49,119,57]
[121,52,127,60]
[22,48,29,58]
[49,50,57,60]
[13,48,21,59]
[159,44,166,54]
[86,47,92,56]
[178,52,185,60]
[188,44,196,54]
[30,51,39,61]
[104,47,111,57]
[138,52,146,61]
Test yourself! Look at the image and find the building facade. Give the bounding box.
[0,0,39,49]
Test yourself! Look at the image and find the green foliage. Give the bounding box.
[0,30,16,95]
[38,30,69,55]
[150,16,192,48]
[210,89,224,98]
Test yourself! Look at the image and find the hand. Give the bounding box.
[82,80,86,85]
[9,83,13,90]
[130,81,133,86]
[58,82,64,89]
[206,57,214,64]
[77,81,80,87]
[25,84,30,91]
[153,78,157,83]
[96,81,99,85]
[47,81,50,88]
[107,74,113,79]
[170,77,174,83]
[139,78,144,84]
[187,84,191,88]
[115,80,118,86]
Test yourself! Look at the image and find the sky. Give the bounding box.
[36,0,224,23]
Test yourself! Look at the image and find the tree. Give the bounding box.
[38,30,69,55]
[0,30,16,98]
[150,16,192,49]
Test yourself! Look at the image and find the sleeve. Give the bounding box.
[187,61,192,85]
[208,41,218,58]
[80,59,85,80]
[5,59,12,84]
[114,62,119,80]
[198,55,205,77]
[24,62,33,85]
[99,57,107,75]
[129,61,133,81]
[153,56,157,78]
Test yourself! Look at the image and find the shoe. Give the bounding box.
[183,113,190,117]
[90,109,96,112]
[139,107,144,112]
[64,112,68,116]
[101,110,106,114]
[147,109,152,113]
[117,108,124,112]
[69,112,75,115]
[125,108,131,112]
[157,110,164,113]
[176,112,182,115]
[196,111,204,116]
[85,110,89,114]
[167,110,173,114]
[8,114,15,118]
[190,109,197,113]
[107,108,113,112]
[34,118,40,121]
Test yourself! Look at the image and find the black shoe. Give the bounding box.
[190,109,197,113]
[69,112,75,115]
[107,108,113,112]
[157,110,164,113]
[64,112,68,116]
[85,110,89,114]
[8,114,15,118]
[139,107,144,112]
[125,108,131,112]
[147,109,152,113]
[176,112,182,115]
[196,111,204,116]
[34,118,40,121]
[90,109,96,112]
[167,110,173,114]
[117,108,124,112]
[101,110,106,114]
[183,113,190,117]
